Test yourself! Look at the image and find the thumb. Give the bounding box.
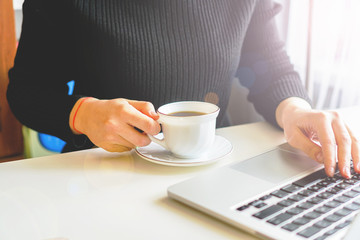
[286,128,323,163]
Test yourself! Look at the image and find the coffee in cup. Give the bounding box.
[148,101,220,158]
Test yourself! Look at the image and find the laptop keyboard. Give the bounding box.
[236,166,360,239]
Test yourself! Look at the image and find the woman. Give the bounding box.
[7,0,358,178]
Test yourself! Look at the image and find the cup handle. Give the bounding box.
[148,133,168,150]
[148,118,168,150]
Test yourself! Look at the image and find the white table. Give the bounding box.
[0,107,358,240]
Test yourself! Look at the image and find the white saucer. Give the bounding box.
[135,135,232,167]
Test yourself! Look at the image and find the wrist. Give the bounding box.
[275,97,312,128]
[69,97,97,134]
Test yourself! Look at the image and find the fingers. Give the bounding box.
[346,125,360,173]
[124,103,161,136]
[277,100,357,179]
[112,145,132,152]
[316,118,337,177]
[97,129,149,152]
[332,118,352,178]
[94,130,136,152]
[284,110,354,178]
[306,111,354,178]
[81,98,160,153]
[103,144,133,153]
[109,100,159,145]
[128,100,159,120]
[116,124,152,147]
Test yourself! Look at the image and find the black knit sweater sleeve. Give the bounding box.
[7,0,311,153]
[6,0,91,149]
[237,0,311,126]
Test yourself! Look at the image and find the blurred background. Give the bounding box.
[2,0,360,160]
[228,0,360,124]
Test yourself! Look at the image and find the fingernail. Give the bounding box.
[316,152,323,163]
[329,167,335,177]
[344,166,351,179]
[149,110,157,117]
[357,163,360,173]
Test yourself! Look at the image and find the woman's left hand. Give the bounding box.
[276,97,360,179]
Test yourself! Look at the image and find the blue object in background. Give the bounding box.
[37,80,75,152]
[38,134,66,152]
[67,80,75,95]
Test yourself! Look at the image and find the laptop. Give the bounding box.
[168,143,360,240]
[343,211,360,240]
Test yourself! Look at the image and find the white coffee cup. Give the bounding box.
[148,101,220,158]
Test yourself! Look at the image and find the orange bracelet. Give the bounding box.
[72,97,92,134]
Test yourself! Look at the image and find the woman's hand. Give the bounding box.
[276,97,360,178]
[69,97,161,152]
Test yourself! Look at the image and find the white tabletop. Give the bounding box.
[0,107,358,240]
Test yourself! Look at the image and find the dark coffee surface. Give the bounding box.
[168,111,206,117]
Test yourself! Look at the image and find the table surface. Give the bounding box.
[1,107,358,240]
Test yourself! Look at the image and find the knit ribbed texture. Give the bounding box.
[7,0,310,151]
[72,0,250,109]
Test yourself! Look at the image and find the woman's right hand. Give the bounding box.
[69,97,161,152]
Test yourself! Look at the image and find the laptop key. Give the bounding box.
[314,220,332,229]
[317,192,334,199]
[282,223,300,232]
[299,189,315,197]
[314,206,332,214]
[253,205,283,219]
[325,176,342,183]
[249,200,262,206]
[288,194,305,202]
[304,211,321,220]
[308,184,325,192]
[298,202,315,210]
[353,198,360,205]
[335,183,352,190]
[343,179,358,185]
[325,214,343,222]
[324,200,341,208]
[325,228,340,236]
[297,226,321,238]
[345,203,360,211]
[352,186,360,193]
[259,195,272,200]
[326,187,343,195]
[286,207,304,215]
[343,190,360,198]
[293,217,311,225]
[267,213,293,225]
[334,196,351,203]
[352,174,360,180]
[278,199,295,207]
[314,236,327,240]
[236,205,249,211]
[318,180,335,187]
[255,203,267,208]
[293,169,326,187]
[334,208,352,217]
[281,184,302,193]
[308,197,324,204]
[335,220,351,229]
[270,190,289,198]
[249,200,266,208]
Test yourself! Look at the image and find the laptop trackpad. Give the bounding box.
[231,147,320,184]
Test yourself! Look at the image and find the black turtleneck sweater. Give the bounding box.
[7,0,310,151]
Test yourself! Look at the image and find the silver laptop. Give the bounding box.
[168,143,360,240]
[343,211,360,240]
